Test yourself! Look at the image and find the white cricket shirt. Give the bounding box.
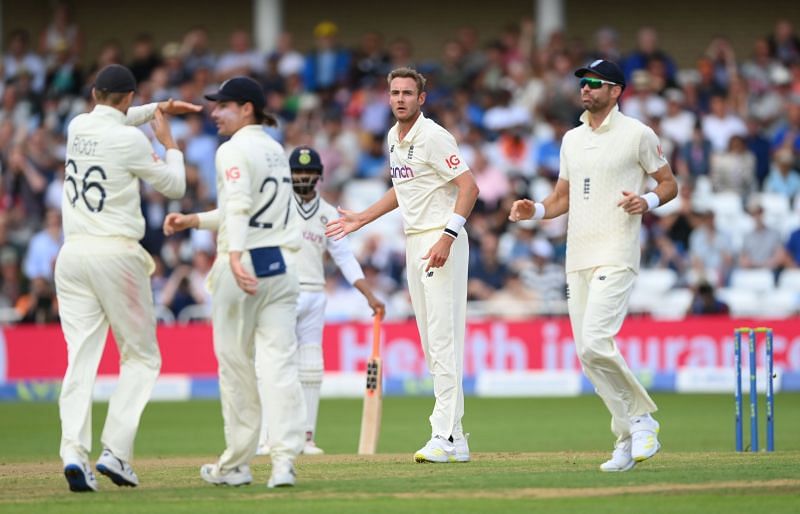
[387,113,469,234]
[62,104,185,241]
[198,125,300,254]
[294,194,364,291]
[559,105,668,273]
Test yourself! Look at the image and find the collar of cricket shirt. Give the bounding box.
[395,112,425,146]
[94,104,127,123]
[580,103,620,134]
[232,124,267,139]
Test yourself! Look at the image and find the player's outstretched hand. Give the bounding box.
[617,191,647,215]
[229,252,258,295]
[163,212,198,235]
[422,235,454,272]
[325,206,363,241]
[509,199,535,222]
[158,98,203,115]
[151,109,178,150]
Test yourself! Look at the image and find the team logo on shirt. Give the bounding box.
[225,166,241,182]
[407,145,414,159]
[445,154,461,170]
[320,215,328,224]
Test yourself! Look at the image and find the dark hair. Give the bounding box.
[235,100,277,127]
[93,89,130,106]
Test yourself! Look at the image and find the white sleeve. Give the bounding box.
[217,143,251,252]
[126,130,186,199]
[125,103,158,127]
[639,126,669,174]
[426,126,469,181]
[197,209,220,231]
[326,235,365,286]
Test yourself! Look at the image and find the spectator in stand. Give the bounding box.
[180,27,216,76]
[128,34,162,84]
[705,36,738,91]
[355,132,387,179]
[709,135,756,197]
[771,99,800,153]
[621,70,666,122]
[741,37,778,99]
[38,2,82,66]
[623,27,677,83]
[4,29,46,94]
[518,238,565,304]
[768,19,800,65]
[702,94,747,152]
[785,226,800,267]
[22,208,62,282]
[739,204,786,274]
[688,281,729,316]
[471,147,510,211]
[660,88,695,147]
[689,208,735,286]
[588,27,622,63]
[16,276,59,323]
[693,56,727,114]
[350,31,389,85]
[272,32,305,80]
[744,116,773,187]
[215,29,262,81]
[676,122,713,180]
[485,269,538,320]
[303,21,351,92]
[764,148,800,200]
[468,232,508,301]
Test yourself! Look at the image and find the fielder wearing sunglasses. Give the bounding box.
[579,77,619,89]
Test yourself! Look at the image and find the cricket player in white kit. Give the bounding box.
[327,68,479,463]
[256,146,385,456]
[56,64,199,492]
[163,76,305,488]
[509,60,678,472]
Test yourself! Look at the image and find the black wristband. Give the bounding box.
[444,228,458,239]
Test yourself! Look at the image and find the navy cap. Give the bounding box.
[95,64,137,93]
[289,146,323,172]
[205,76,265,112]
[575,59,626,89]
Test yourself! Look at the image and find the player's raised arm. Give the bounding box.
[127,109,185,199]
[325,188,398,240]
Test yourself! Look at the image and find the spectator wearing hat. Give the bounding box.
[215,29,263,82]
[303,21,351,92]
[739,203,786,274]
[510,58,677,471]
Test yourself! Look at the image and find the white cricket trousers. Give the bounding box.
[56,237,160,464]
[209,251,305,472]
[405,228,468,439]
[566,265,658,441]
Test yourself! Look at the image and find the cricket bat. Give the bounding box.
[358,312,383,454]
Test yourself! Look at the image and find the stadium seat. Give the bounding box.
[757,289,799,319]
[710,191,745,220]
[649,288,693,320]
[729,268,775,294]
[777,269,800,292]
[716,288,760,317]
[636,268,678,293]
[757,192,792,234]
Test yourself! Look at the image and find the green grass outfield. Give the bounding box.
[1,394,799,513]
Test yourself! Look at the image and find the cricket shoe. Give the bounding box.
[96,449,138,487]
[631,414,661,462]
[64,460,99,492]
[200,463,253,486]
[414,436,456,463]
[600,438,635,472]
[302,441,324,455]
[256,443,271,456]
[453,433,470,463]
[267,460,296,488]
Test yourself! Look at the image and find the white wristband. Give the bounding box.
[642,192,660,211]
[532,202,546,220]
[444,213,467,238]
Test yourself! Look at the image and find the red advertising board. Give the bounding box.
[2,317,799,382]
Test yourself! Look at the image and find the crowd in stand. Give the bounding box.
[2,3,800,323]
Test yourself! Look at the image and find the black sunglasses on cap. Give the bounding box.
[579,77,619,89]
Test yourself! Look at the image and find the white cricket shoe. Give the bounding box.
[302,441,324,455]
[600,438,635,472]
[267,459,296,488]
[96,449,139,487]
[200,463,253,486]
[453,433,470,463]
[631,414,661,462]
[64,460,99,492]
[256,444,271,456]
[414,436,456,463]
